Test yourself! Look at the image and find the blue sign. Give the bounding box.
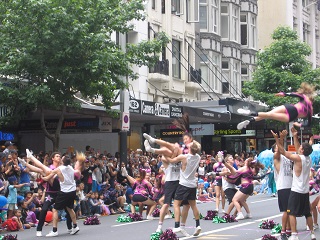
[0,131,14,141]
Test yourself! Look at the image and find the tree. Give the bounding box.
[242,26,320,132]
[0,0,169,150]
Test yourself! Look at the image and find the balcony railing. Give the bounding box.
[189,67,201,84]
[149,59,169,76]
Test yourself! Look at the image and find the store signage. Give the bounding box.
[160,129,185,138]
[170,105,183,118]
[129,97,141,114]
[0,131,14,141]
[99,117,112,132]
[190,124,214,136]
[155,103,170,118]
[245,130,256,136]
[121,112,130,131]
[141,100,155,115]
[20,118,99,130]
[214,129,242,135]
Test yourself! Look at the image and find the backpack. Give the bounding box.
[2,218,19,231]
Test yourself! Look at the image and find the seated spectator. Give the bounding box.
[88,192,102,216]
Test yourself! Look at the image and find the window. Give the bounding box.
[221,5,229,39]
[250,16,257,48]
[222,82,229,94]
[232,6,239,42]
[172,40,181,79]
[161,0,165,13]
[303,23,309,44]
[222,60,229,69]
[200,0,208,29]
[241,66,248,75]
[232,61,240,94]
[152,0,156,9]
[187,0,199,23]
[211,0,219,33]
[172,0,181,14]
[240,14,248,45]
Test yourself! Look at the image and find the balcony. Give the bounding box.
[148,59,170,83]
[186,67,202,90]
[189,67,201,84]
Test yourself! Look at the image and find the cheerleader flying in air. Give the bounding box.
[237,82,315,130]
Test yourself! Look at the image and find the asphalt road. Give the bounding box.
[11,194,320,240]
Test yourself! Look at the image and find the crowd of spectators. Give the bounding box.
[0,140,265,232]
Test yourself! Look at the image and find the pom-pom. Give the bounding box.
[152,208,160,217]
[159,229,179,240]
[116,215,133,222]
[212,216,227,223]
[259,219,277,229]
[128,213,143,221]
[217,151,224,158]
[222,214,238,223]
[271,224,282,234]
[203,210,218,220]
[150,231,162,240]
[2,234,18,240]
[83,215,101,225]
[261,234,277,240]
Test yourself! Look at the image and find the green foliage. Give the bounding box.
[0,0,169,126]
[243,26,320,131]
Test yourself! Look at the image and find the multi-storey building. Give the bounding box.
[258,0,320,68]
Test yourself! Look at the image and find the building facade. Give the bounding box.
[258,0,320,68]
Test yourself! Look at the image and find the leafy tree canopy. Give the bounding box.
[243,26,320,121]
[0,0,169,126]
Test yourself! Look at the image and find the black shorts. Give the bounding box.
[174,185,197,201]
[278,188,291,212]
[240,184,254,195]
[132,194,148,202]
[287,191,311,217]
[224,188,237,204]
[54,191,76,210]
[214,178,222,187]
[164,181,179,204]
[284,104,298,122]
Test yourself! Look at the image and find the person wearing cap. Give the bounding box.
[3,141,14,155]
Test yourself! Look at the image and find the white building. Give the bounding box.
[258,0,320,68]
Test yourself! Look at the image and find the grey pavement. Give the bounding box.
[10,194,320,240]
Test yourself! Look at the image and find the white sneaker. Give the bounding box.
[18,157,27,167]
[26,148,32,159]
[288,235,299,240]
[70,226,79,235]
[143,133,155,143]
[164,214,172,219]
[237,120,250,130]
[237,108,251,115]
[193,226,201,236]
[311,232,316,240]
[180,228,190,237]
[46,231,58,237]
[222,209,226,214]
[156,227,162,233]
[146,215,154,220]
[245,213,252,219]
[67,229,72,233]
[172,227,190,237]
[94,213,101,217]
[36,231,42,237]
[314,224,319,230]
[235,212,245,220]
[121,167,128,177]
[215,208,219,213]
[144,140,154,153]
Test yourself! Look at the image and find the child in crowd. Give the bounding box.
[2,209,24,231]
[98,194,110,216]
[88,192,101,216]
[26,203,38,226]
[7,176,28,219]
[207,187,216,201]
